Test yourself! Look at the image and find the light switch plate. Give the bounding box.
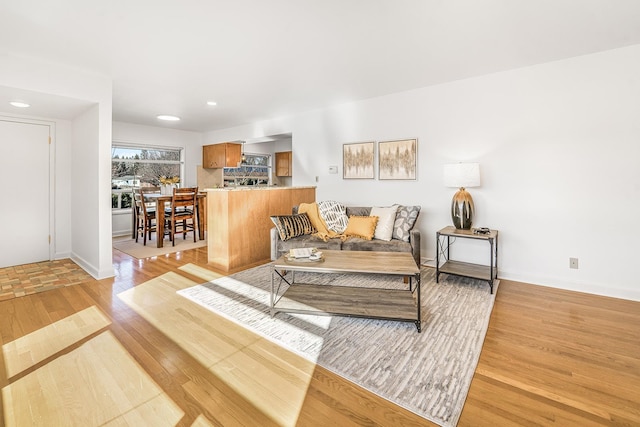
[328,165,338,174]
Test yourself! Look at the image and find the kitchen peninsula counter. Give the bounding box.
[205,186,316,271]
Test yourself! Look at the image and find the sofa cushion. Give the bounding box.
[343,215,378,240]
[346,206,371,217]
[393,205,421,242]
[317,200,349,233]
[277,234,342,253]
[370,205,399,241]
[270,213,316,241]
[341,237,412,253]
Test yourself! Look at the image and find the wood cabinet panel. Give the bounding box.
[207,187,316,271]
[275,151,292,177]
[203,143,242,168]
[225,143,242,167]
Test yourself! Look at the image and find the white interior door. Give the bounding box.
[0,119,51,268]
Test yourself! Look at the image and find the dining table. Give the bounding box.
[132,192,207,248]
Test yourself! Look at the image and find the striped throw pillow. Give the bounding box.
[317,200,349,233]
[270,213,317,241]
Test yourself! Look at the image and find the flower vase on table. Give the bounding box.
[160,184,175,195]
[159,176,180,195]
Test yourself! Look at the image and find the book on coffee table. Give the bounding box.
[289,248,316,258]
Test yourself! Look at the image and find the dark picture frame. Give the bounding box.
[378,138,417,180]
[343,141,375,179]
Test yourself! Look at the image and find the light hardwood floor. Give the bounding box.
[0,247,638,426]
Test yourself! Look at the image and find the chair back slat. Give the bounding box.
[172,192,197,209]
[140,186,160,209]
[136,187,160,245]
[167,187,198,246]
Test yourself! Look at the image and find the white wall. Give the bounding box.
[112,121,203,236]
[204,44,640,301]
[71,105,101,274]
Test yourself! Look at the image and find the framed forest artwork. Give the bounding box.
[343,141,375,179]
[378,138,417,180]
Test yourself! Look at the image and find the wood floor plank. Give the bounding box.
[3,331,183,426]
[189,415,216,427]
[460,279,640,426]
[178,263,225,283]
[102,394,185,427]
[460,373,609,427]
[298,366,433,427]
[0,246,638,426]
[2,305,110,378]
[117,273,260,368]
[182,378,280,427]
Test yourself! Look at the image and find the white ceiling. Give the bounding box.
[1,0,640,132]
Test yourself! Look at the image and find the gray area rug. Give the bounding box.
[177,264,498,426]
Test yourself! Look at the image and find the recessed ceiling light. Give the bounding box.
[10,101,30,108]
[206,101,217,106]
[157,115,181,121]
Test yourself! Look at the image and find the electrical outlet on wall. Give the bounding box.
[569,257,579,269]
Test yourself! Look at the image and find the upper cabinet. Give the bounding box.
[275,151,292,177]
[203,143,242,168]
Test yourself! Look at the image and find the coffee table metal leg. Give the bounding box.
[415,272,421,332]
[271,268,294,316]
[270,268,274,316]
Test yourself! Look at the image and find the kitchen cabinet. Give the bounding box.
[275,151,292,177]
[203,143,242,168]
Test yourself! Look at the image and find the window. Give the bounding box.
[111,144,182,210]
[223,153,270,186]
[243,153,269,167]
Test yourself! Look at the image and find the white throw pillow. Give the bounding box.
[370,205,399,241]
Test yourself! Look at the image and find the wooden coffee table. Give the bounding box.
[271,250,422,332]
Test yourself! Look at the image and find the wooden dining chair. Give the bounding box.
[132,188,142,240]
[136,187,160,245]
[167,186,198,246]
[171,186,195,213]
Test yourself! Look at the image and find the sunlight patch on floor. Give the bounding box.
[178,263,225,282]
[118,271,318,427]
[2,331,183,426]
[190,414,215,427]
[178,278,332,359]
[2,305,111,378]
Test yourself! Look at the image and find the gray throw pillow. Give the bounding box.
[392,205,421,242]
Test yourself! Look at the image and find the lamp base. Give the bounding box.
[451,188,475,230]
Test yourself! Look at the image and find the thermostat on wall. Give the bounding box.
[328,165,338,174]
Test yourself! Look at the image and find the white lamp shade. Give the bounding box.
[443,163,480,188]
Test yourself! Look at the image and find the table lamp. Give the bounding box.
[443,162,480,230]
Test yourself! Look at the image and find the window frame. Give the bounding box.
[111,142,184,212]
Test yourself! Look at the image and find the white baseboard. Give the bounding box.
[70,252,115,280]
[499,269,640,302]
